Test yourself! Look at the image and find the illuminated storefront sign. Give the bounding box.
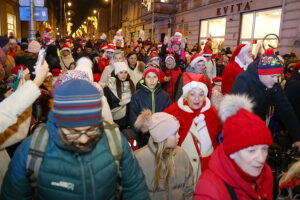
[216,1,252,16]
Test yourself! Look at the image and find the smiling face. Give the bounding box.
[230,144,269,177]
[166,57,176,69]
[194,60,206,74]
[145,72,158,90]
[259,74,280,88]
[185,88,206,110]
[128,54,137,66]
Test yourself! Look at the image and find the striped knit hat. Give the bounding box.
[257,49,283,75]
[53,79,102,127]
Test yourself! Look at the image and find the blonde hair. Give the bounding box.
[152,140,175,191]
[279,160,300,187]
[111,50,125,64]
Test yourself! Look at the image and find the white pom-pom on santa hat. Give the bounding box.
[100,33,107,40]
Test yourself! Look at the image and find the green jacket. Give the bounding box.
[1,112,149,200]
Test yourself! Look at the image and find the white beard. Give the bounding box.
[244,54,253,66]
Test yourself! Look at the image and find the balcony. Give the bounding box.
[141,1,176,21]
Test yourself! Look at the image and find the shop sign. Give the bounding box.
[19,0,44,7]
[216,1,252,16]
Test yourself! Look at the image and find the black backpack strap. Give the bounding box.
[224,181,238,200]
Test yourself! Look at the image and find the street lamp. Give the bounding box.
[67,2,72,7]
[68,11,71,16]
[93,10,97,14]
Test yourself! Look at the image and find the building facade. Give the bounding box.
[111,0,300,55]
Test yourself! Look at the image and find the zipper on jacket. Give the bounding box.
[151,90,155,113]
[78,156,87,200]
[88,163,96,200]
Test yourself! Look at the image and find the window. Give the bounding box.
[160,0,169,2]
[177,23,189,37]
[240,8,282,56]
[199,17,226,54]
[7,14,16,36]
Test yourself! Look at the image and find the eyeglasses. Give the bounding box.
[59,126,100,141]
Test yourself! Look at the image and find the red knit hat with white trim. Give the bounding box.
[143,62,160,79]
[99,43,107,51]
[157,42,163,48]
[219,94,273,156]
[174,30,183,38]
[182,72,208,97]
[257,48,283,75]
[106,42,115,52]
[190,54,207,68]
[61,43,71,52]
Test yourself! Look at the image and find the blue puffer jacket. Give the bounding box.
[0,111,150,200]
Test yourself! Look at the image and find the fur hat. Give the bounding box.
[219,94,273,156]
[182,73,208,97]
[28,40,41,53]
[114,62,129,75]
[135,110,180,143]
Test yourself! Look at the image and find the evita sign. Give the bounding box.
[216,1,252,16]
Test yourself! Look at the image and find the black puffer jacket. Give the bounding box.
[231,59,300,143]
[285,71,300,124]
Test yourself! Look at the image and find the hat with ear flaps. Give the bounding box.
[218,94,273,156]
[134,110,180,143]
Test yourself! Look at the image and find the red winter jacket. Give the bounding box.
[221,61,243,95]
[164,68,182,103]
[98,57,110,75]
[194,145,273,200]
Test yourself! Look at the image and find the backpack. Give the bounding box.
[26,120,123,196]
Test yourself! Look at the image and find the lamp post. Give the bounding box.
[29,0,35,41]
[110,0,113,40]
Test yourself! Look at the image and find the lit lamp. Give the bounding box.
[68,11,71,16]
[67,2,72,7]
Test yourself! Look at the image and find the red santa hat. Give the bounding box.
[190,54,207,68]
[182,73,208,97]
[150,48,158,54]
[212,76,222,86]
[165,54,175,62]
[61,43,71,52]
[150,52,159,59]
[106,42,115,52]
[157,42,163,48]
[219,95,273,156]
[230,44,251,62]
[202,44,212,57]
[99,43,108,51]
[174,30,183,37]
[45,27,52,33]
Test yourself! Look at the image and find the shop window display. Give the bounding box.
[199,17,226,54]
[240,8,282,56]
[7,14,16,36]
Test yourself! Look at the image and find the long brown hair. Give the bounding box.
[115,73,135,99]
[153,140,175,191]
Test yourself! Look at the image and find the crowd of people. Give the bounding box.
[0,28,300,199]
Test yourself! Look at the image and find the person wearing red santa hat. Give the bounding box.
[59,43,75,72]
[98,43,115,76]
[164,72,221,184]
[194,94,273,200]
[231,48,300,151]
[162,54,182,103]
[202,44,217,79]
[222,44,252,94]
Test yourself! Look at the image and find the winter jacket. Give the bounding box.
[99,64,114,88]
[164,97,221,183]
[98,57,110,75]
[0,80,41,133]
[130,81,171,146]
[221,61,243,95]
[285,71,300,123]
[194,145,273,200]
[135,137,194,200]
[0,111,150,200]
[162,66,182,103]
[0,107,31,190]
[130,80,171,127]
[103,76,133,130]
[174,73,213,102]
[127,61,145,86]
[231,60,300,143]
[59,54,75,72]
